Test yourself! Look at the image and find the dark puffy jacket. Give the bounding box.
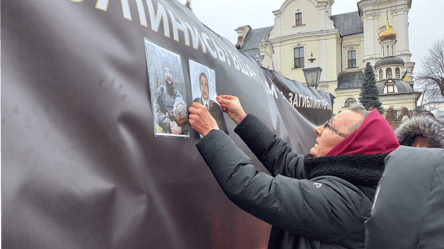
[197,115,384,249]
[365,146,444,249]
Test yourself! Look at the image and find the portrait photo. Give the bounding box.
[189,59,228,135]
[144,38,189,138]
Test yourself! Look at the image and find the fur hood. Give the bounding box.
[395,116,444,148]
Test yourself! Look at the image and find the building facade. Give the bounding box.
[419,89,444,118]
[235,0,421,115]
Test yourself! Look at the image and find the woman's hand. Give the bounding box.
[216,95,247,125]
[188,102,219,136]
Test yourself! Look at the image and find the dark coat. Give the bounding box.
[197,114,386,249]
[365,146,444,249]
[193,97,228,134]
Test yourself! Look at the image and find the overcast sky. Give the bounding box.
[178,0,444,85]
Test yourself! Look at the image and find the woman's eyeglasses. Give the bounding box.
[323,120,348,138]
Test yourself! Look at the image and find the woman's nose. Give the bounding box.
[315,126,323,136]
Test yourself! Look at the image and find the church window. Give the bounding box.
[344,98,357,107]
[294,47,304,68]
[395,67,400,78]
[347,50,356,68]
[386,81,395,93]
[386,68,392,79]
[379,69,383,80]
[295,13,302,26]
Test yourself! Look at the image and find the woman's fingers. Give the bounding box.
[217,95,236,100]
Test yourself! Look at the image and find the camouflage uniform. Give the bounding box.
[155,83,187,134]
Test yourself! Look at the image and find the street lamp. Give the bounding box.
[302,52,322,89]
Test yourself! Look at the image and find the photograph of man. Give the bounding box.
[144,38,189,138]
[155,61,188,135]
[189,60,228,135]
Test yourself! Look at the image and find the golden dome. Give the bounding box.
[379,19,397,41]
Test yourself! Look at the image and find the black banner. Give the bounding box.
[2,1,333,248]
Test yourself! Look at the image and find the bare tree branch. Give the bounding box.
[417,36,444,98]
[184,0,192,10]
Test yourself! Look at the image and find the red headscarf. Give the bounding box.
[326,110,399,156]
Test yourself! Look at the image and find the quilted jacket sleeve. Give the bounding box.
[366,146,444,249]
[197,129,365,241]
[234,114,305,178]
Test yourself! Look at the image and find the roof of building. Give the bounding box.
[337,71,364,89]
[238,11,363,59]
[375,56,405,68]
[238,26,273,60]
[330,11,363,36]
[240,26,273,51]
[376,80,414,94]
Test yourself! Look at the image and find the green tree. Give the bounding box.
[359,62,383,114]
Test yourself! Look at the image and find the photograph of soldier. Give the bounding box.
[189,59,228,135]
[144,38,189,138]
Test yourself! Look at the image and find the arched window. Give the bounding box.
[387,45,390,56]
[379,69,383,80]
[344,98,357,107]
[386,80,395,93]
[386,68,392,79]
[395,67,400,78]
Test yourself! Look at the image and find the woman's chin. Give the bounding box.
[309,147,317,157]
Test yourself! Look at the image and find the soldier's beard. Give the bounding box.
[166,81,175,95]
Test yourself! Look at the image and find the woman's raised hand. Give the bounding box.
[216,95,247,125]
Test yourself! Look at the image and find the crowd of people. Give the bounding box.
[188,96,444,249]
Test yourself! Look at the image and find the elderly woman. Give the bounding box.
[188,95,399,249]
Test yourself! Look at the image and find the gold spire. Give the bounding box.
[379,11,397,41]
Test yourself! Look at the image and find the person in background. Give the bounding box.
[188,95,399,249]
[395,112,444,148]
[365,113,444,249]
